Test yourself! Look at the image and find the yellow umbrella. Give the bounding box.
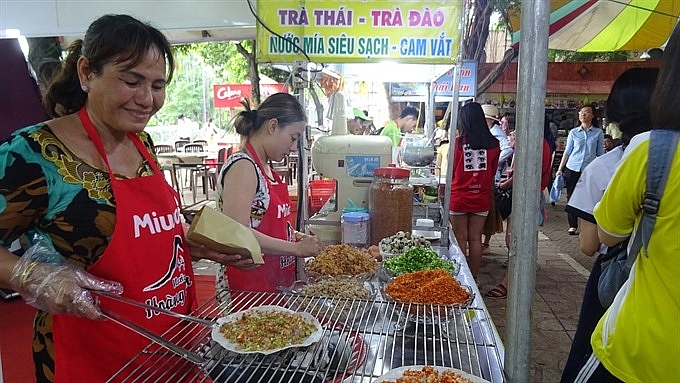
[509,0,680,52]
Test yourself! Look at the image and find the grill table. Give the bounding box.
[108,246,505,383]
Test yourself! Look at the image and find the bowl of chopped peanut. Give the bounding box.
[286,276,377,301]
[280,276,379,326]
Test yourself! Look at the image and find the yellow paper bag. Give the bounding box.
[187,206,264,264]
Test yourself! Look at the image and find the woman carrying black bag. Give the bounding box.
[495,186,512,221]
[485,117,553,299]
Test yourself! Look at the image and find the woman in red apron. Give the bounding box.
[217,93,322,293]
[0,15,246,382]
[49,109,202,381]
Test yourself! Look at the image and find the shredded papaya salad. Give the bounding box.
[219,310,317,351]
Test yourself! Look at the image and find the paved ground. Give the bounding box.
[477,198,594,382]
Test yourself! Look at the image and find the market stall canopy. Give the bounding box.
[0,0,256,43]
[509,0,680,52]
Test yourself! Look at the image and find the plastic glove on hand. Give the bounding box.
[10,259,123,320]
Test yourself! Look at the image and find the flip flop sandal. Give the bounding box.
[485,284,508,299]
[568,228,578,235]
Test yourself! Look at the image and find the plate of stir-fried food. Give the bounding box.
[212,305,323,354]
[375,365,490,383]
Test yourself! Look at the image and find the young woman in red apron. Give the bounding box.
[225,142,297,292]
[218,93,321,294]
[50,108,200,381]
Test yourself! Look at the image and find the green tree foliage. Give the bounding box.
[153,51,210,126]
[548,49,630,62]
[175,41,289,83]
[158,41,290,128]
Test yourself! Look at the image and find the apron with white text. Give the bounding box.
[52,108,199,382]
[225,142,296,292]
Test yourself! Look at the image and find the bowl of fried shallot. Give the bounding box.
[381,269,474,323]
[305,244,379,281]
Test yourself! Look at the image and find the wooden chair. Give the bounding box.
[171,163,215,223]
[154,144,177,187]
[174,140,190,151]
[154,144,174,154]
[288,153,298,182]
[271,155,293,185]
[208,147,227,190]
[174,144,205,189]
[183,143,205,153]
[192,139,209,147]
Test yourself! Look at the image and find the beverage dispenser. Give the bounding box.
[308,135,392,243]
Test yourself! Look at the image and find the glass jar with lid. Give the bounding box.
[369,166,413,245]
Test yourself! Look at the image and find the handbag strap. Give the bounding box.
[626,129,679,267]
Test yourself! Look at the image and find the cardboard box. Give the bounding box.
[187,206,264,264]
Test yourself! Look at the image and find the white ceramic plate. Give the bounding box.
[374,365,490,383]
[211,305,323,355]
[412,230,441,240]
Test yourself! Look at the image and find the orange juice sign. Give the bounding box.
[256,0,462,64]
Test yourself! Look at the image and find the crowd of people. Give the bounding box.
[473,25,680,383]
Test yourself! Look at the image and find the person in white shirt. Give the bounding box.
[481,104,513,181]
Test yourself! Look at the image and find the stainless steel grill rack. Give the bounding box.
[108,289,504,382]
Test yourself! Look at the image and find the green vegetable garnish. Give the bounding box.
[383,247,456,276]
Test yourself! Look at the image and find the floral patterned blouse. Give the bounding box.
[0,122,156,382]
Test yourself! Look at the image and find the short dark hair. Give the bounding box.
[43,14,174,117]
[650,22,680,131]
[400,106,419,119]
[606,67,658,146]
[233,93,306,138]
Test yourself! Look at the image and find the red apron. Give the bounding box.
[225,142,296,292]
[51,108,199,382]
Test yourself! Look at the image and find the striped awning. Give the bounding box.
[509,0,680,52]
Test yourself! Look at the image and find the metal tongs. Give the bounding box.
[94,291,215,364]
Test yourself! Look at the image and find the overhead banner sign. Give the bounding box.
[434,60,477,98]
[213,84,287,108]
[256,0,463,64]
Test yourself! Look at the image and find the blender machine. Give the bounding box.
[308,135,393,243]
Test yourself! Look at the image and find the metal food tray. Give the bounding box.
[108,289,504,382]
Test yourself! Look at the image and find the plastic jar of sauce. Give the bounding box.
[341,211,370,247]
[369,166,413,245]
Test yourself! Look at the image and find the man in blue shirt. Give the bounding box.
[555,105,605,234]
